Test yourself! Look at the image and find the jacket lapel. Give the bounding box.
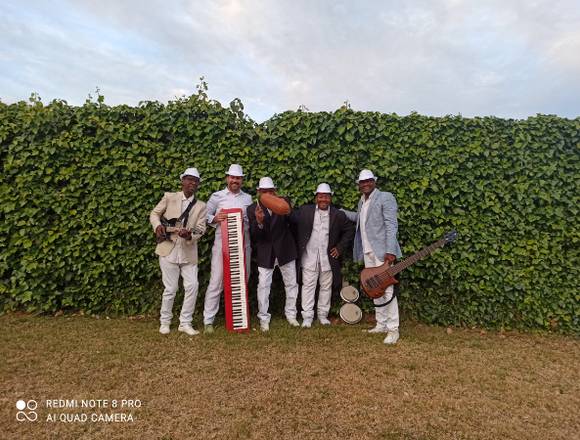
[365,189,379,226]
[357,198,363,229]
[270,209,279,229]
[259,202,272,230]
[168,192,183,220]
[185,198,199,228]
[306,205,315,231]
[329,206,338,233]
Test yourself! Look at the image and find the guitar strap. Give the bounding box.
[178,198,197,227]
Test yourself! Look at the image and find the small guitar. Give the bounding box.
[156,217,186,243]
[156,217,204,243]
[360,230,458,298]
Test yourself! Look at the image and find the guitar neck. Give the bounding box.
[390,238,447,276]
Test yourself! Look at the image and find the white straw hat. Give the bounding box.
[180,167,201,180]
[226,164,244,177]
[314,183,333,194]
[257,177,276,189]
[357,169,377,182]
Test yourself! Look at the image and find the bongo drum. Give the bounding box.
[340,285,359,303]
[339,303,363,324]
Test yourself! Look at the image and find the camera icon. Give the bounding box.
[16,399,38,422]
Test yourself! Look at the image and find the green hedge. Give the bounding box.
[1,93,578,332]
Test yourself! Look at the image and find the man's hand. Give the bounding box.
[330,247,341,259]
[384,253,396,265]
[178,228,192,240]
[255,204,265,225]
[213,209,228,224]
[155,225,166,240]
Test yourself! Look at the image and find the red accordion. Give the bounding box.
[220,208,250,333]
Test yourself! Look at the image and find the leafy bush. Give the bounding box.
[1,93,578,332]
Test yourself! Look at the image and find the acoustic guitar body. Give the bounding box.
[360,262,399,299]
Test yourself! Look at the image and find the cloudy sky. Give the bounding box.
[1,0,579,121]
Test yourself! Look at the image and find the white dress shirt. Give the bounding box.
[360,188,376,254]
[302,206,331,272]
[206,188,253,243]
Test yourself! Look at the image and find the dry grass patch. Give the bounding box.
[1,314,579,440]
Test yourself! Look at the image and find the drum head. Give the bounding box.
[340,285,359,303]
[339,303,363,324]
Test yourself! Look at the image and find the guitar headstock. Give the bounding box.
[443,230,458,244]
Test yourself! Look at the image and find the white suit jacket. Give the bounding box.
[149,192,207,264]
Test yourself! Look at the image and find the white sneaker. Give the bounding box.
[301,320,312,328]
[383,330,400,345]
[319,317,331,326]
[178,324,199,336]
[260,322,270,332]
[365,326,388,334]
[287,318,300,327]
[159,324,170,335]
[204,324,214,334]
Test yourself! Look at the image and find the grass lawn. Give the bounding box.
[1,313,578,439]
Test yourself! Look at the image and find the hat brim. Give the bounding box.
[181,174,202,181]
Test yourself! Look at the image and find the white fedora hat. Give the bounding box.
[357,169,377,182]
[226,164,244,177]
[314,183,333,194]
[257,177,276,189]
[180,167,201,180]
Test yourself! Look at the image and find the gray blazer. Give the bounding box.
[343,189,402,262]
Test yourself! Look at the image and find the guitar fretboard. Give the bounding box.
[389,238,447,276]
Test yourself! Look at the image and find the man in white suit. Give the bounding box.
[150,167,207,336]
[343,169,402,344]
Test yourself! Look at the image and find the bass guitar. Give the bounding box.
[360,230,458,298]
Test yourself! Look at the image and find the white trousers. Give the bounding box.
[159,257,199,325]
[203,238,251,325]
[363,252,399,331]
[301,264,333,322]
[257,260,299,323]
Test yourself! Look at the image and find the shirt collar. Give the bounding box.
[181,192,194,202]
[224,187,243,197]
[362,188,377,203]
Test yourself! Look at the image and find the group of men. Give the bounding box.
[149,164,402,345]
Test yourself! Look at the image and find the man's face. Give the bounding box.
[316,193,332,210]
[181,175,200,195]
[358,178,376,196]
[226,175,243,192]
[258,188,276,196]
